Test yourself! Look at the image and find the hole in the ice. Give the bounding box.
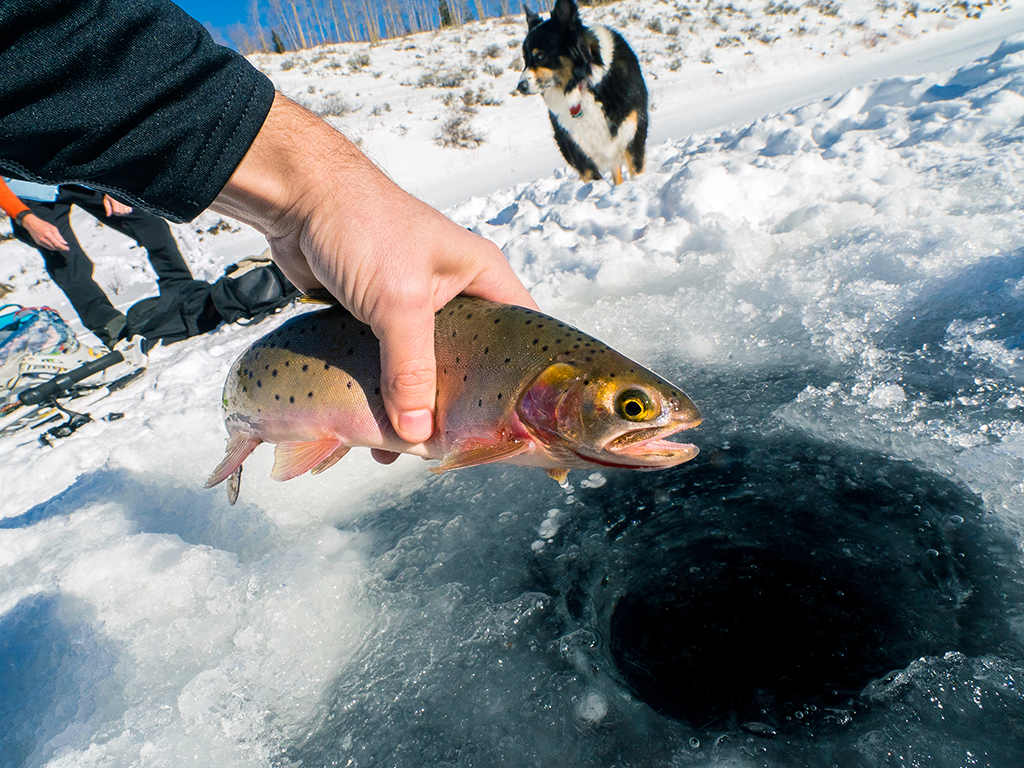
[598,436,1021,734]
[610,541,913,730]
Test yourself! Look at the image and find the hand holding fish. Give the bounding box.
[210,93,538,446]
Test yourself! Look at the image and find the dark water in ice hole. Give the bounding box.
[290,371,1024,768]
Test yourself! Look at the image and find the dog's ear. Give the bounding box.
[552,0,580,28]
[524,5,542,30]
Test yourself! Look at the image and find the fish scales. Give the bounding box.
[207,297,701,502]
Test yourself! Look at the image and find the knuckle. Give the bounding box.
[387,362,434,397]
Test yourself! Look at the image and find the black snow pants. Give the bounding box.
[12,184,193,345]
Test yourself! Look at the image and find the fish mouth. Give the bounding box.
[596,419,702,468]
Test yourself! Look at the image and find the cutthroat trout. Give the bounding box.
[207,297,700,503]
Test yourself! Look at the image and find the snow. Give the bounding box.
[4,1,1024,765]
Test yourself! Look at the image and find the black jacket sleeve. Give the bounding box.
[0,0,276,222]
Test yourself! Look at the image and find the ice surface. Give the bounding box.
[3,2,1024,766]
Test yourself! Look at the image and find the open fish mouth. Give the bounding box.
[602,421,702,466]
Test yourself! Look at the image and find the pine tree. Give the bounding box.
[271,29,286,53]
[439,0,454,28]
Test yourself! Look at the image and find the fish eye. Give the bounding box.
[616,389,657,422]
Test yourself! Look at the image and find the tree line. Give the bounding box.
[227,0,525,52]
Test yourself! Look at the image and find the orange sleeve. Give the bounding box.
[0,179,30,220]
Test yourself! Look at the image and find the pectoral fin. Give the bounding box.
[431,437,531,474]
[272,439,343,482]
[546,468,570,486]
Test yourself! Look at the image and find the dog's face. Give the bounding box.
[517,0,584,96]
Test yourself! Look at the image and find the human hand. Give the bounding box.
[211,93,537,446]
[22,213,70,252]
[103,195,132,216]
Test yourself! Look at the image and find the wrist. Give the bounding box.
[211,92,387,238]
[14,209,31,226]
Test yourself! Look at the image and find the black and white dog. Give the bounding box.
[518,0,649,185]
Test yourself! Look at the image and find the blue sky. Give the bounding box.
[173,0,249,41]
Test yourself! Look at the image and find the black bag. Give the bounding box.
[124,257,300,344]
[209,260,300,325]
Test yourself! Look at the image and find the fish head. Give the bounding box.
[518,361,702,469]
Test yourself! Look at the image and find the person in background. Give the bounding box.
[0,178,195,347]
[0,0,536,451]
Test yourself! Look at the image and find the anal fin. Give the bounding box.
[207,432,261,489]
[272,439,342,482]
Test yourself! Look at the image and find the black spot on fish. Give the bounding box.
[585,357,592,362]
[574,344,580,349]
[324,363,330,370]
[584,379,591,385]
[347,382,352,389]
[478,399,483,407]
[456,357,460,363]
[443,367,448,374]
[308,392,314,398]
[463,375,468,382]
[494,318,500,324]
[265,364,270,370]
[257,380,262,388]
[484,347,489,354]
[542,346,548,351]
[533,339,539,345]
[610,373,616,377]
[504,358,511,364]
[474,334,479,340]
[525,320,532,326]
[453,331,457,337]
[275,394,280,400]
[302,364,309,372]
[272,369,278,377]
[290,396,295,403]
[466,313,473,319]
[497,393,502,400]
[285,361,290,367]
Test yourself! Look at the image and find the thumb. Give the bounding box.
[374,307,436,444]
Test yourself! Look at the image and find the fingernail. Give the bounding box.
[399,409,433,442]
